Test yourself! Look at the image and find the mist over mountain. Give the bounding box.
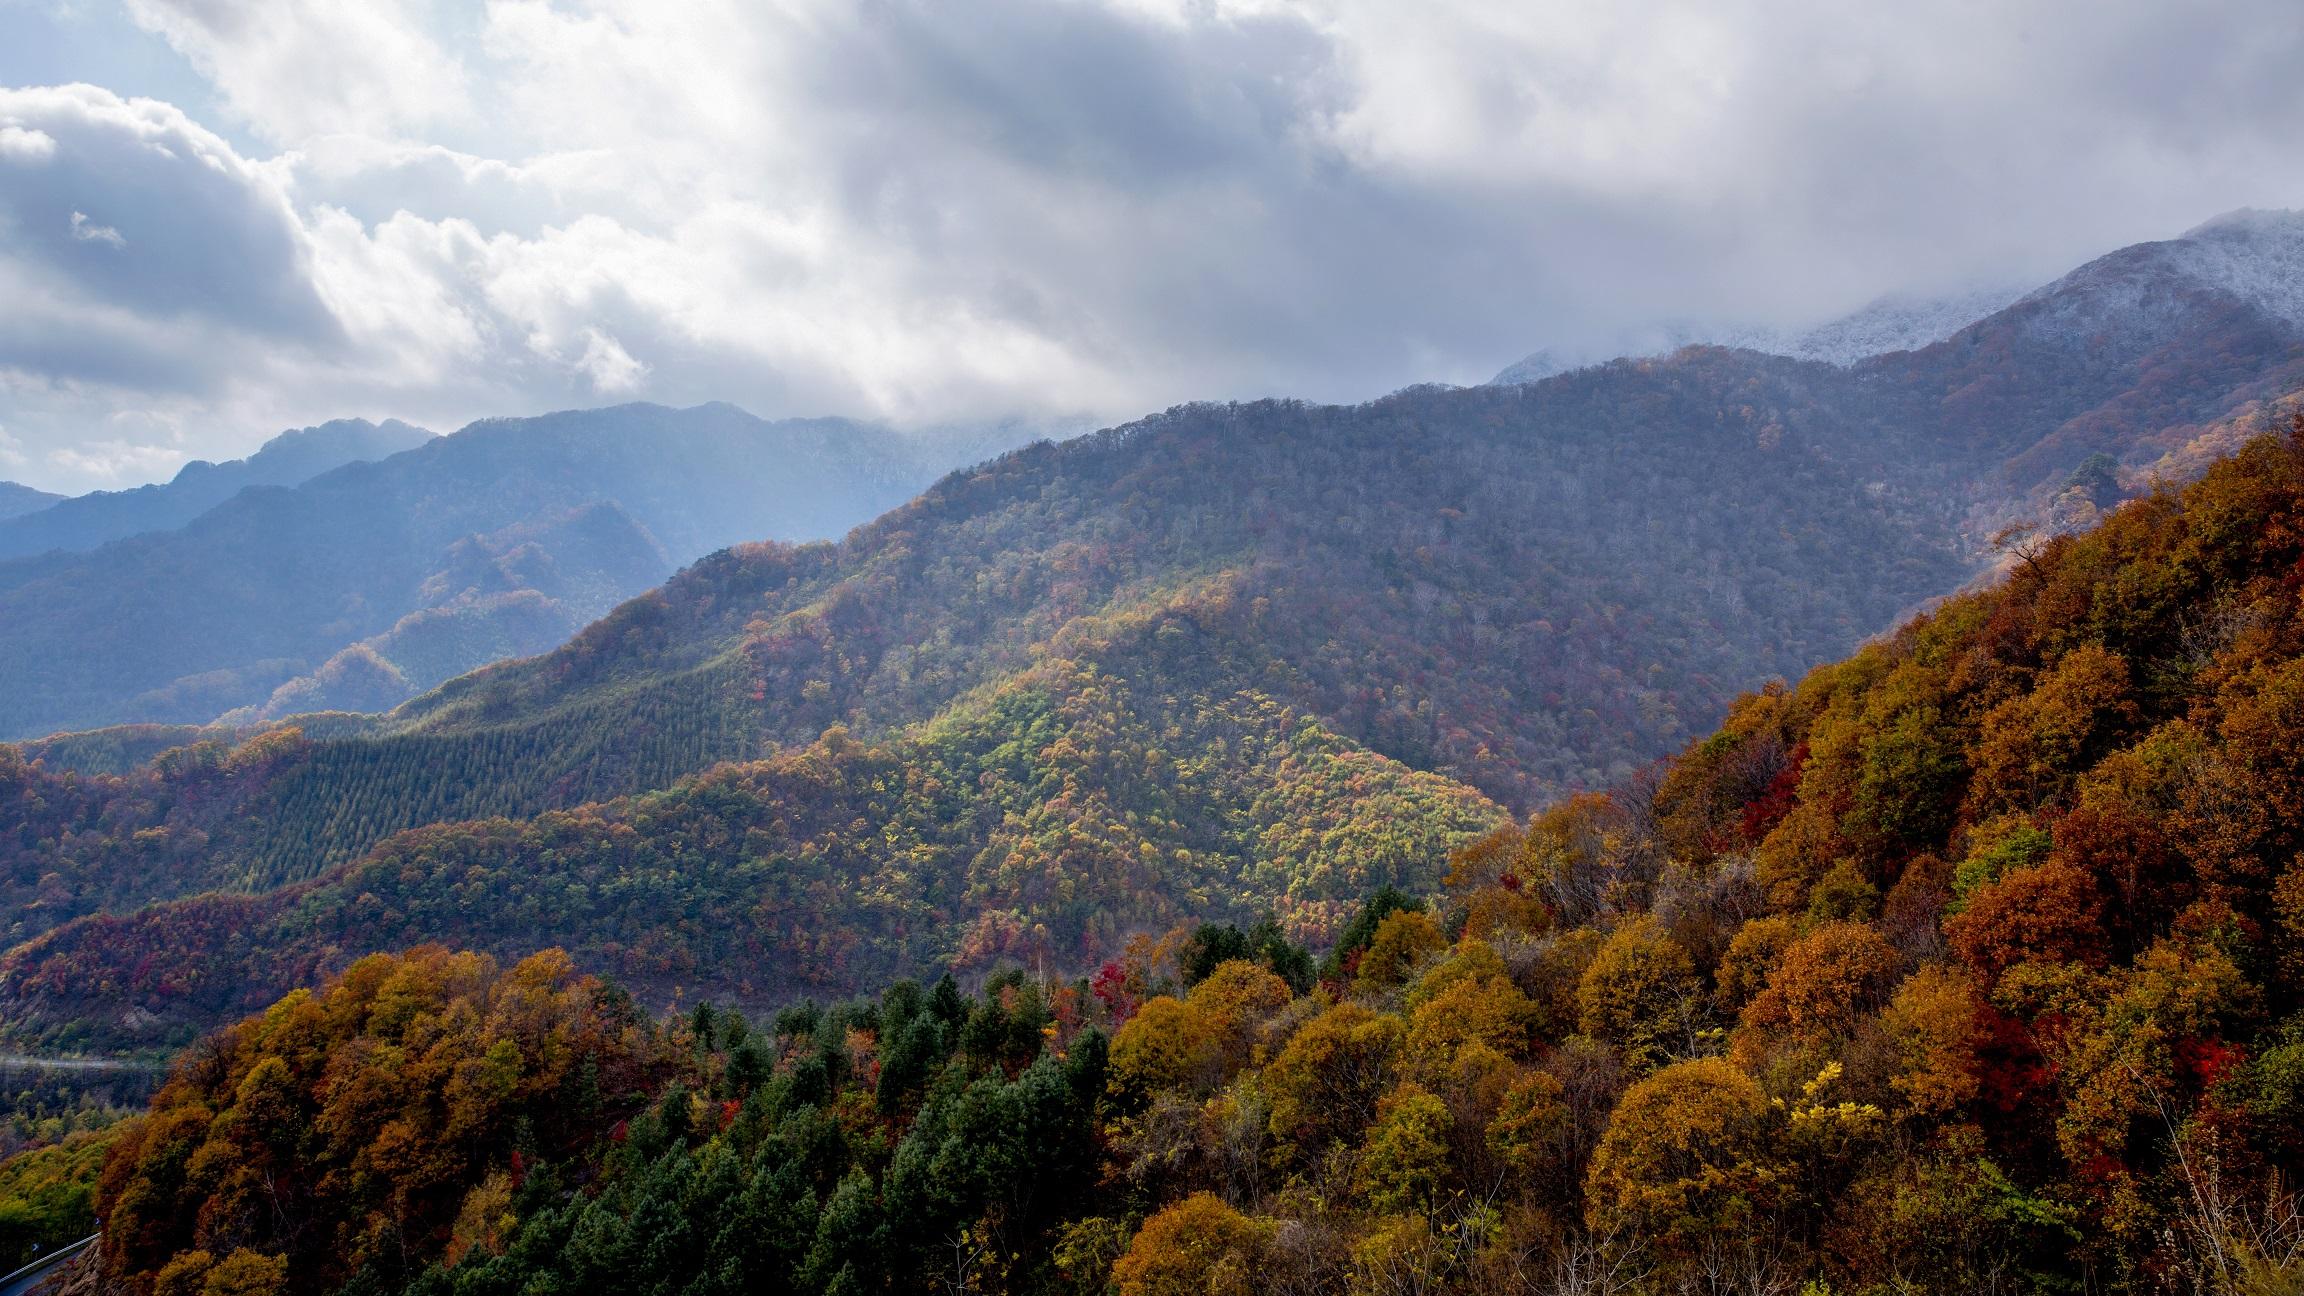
[0,403,953,739]
[1491,284,2032,385]
[1,212,2298,1058]
[62,411,2304,1296]
[8,0,2304,1285]
[1494,207,2304,389]
[0,418,435,561]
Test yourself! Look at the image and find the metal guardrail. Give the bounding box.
[0,1234,97,1296]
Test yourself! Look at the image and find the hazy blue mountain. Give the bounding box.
[0,482,61,521]
[0,402,940,738]
[0,418,435,561]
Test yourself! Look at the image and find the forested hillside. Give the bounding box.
[395,360,1962,809]
[2,213,2294,793]
[1494,209,2304,496]
[0,356,1975,1022]
[0,606,1505,1047]
[0,404,937,738]
[56,420,2304,1295]
[3,222,2301,1053]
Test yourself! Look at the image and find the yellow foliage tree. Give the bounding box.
[1713,915,1798,1014]
[1879,964,1985,1117]
[1357,911,1448,991]
[1109,996,1218,1099]
[1263,1002,1404,1161]
[1188,959,1294,1076]
[1576,914,1700,1070]
[1585,1057,1778,1249]
[1358,1082,1455,1215]
[1111,1192,1272,1296]
[1406,960,1539,1068]
[1736,920,1898,1050]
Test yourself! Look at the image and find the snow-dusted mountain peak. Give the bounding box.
[1491,210,2304,387]
[1997,206,2304,348]
[2165,207,2304,330]
[1489,282,2024,385]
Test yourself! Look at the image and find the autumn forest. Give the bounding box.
[3,206,2304,1296]
[67,421,2304,1295]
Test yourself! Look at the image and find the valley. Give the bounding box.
[1,213,2301,1295]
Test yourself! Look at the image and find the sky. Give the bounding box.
[2,0,2303,493]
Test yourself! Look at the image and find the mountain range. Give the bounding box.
[0,482,62,522]
[0,404,965,739]
[1493,207,2304,386]
[0,417,436,562]
[78,409,2304,1296]
[2,212,2301,1050]
[0,209,2285,1051]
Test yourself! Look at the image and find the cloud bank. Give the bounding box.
[1,0,2302,490]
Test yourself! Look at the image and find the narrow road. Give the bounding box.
[0,1235,95,1296]
[0,1053,157,1073]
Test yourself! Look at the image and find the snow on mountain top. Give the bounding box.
[1491,209,2304,387]
[2183,207,2304,241]
[1489,282,2023,385]
[1995,207,2304,348]
[2166,207,2304,330]
[1783,284,2031,363]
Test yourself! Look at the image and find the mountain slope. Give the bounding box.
[0,366,1976,1046]
[3,216,2302,1051]
[373,203,2304,823]
[1888,209,2304,490]
[394,366,1961,805]
[1492,281,2029,384]
[0,403,935,738]
[0,483,61,522]
[58,426,2304,1296]
[0,418,434,560]
[1509,210,2304,513]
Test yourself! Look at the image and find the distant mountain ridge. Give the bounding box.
[0,364,1965,1041]
[1491,283,2030,385]
[3,211,2304,1049]
[1494,207,2304,384]
[0,418,435,561]
[0,403,948,738]
[1873,210,2304,495]
[0,482,61,522]
[1777,283,2031,363]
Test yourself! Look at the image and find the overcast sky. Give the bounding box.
[2,0,2302,492]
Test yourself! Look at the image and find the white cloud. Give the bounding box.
[574,328,644,394]
[68,211,124,247]
[0,425,25,469]
[2,0,2304,492]
[0,84,335,340]
[0,125,56,162]
[45,436,186,481]
[120,0,471,144]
